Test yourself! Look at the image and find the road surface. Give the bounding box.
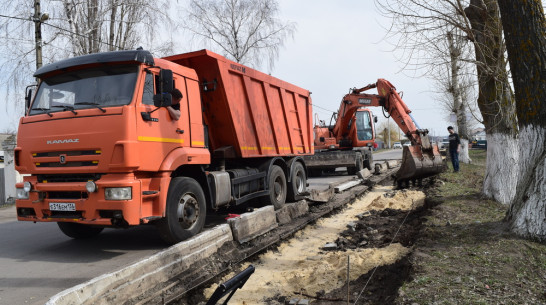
[0,149,402,305]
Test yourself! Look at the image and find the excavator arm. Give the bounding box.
[345,79,444,183]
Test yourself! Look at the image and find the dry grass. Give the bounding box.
[397,149,546,305]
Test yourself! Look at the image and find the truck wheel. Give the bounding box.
[266,165,287,209]
[364,151,373,170]
[287,162,306,202]
[347,153,363,175]
[157,177,206,244]
[57,222,103,239]
[364,159,372,171]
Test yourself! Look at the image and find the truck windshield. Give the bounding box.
[355,111,373,141]
[29,65,138,116]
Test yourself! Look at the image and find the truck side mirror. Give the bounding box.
[153,69,174,107]
[25,88,32,110]
[159,69,173,93]
[24,85,37,112]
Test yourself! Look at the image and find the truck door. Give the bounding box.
[136,70,190,171]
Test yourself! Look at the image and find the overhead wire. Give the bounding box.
[0,13,125,50]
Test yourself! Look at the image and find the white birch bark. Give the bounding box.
[509,125,546,241]
[482,132,519,205]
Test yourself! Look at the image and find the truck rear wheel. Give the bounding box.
[266,165,287,209]
[157,177,206,244]
[57,222,104,239]
[347,153,363,175]
[287,162,306,202]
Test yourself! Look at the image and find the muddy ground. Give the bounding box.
[285,180,433,305]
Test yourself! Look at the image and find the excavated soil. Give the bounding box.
[190,186,429,305]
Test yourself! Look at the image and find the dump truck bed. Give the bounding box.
[164,50,313,159]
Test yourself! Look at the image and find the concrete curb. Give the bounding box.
[228,206,278,243]
[276,200,309,225]
[46,224,233,305]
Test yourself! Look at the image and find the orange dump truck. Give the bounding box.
[15,49,313,243]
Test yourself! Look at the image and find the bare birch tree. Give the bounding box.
[55,0,173,56]
[497,0,546,242]
[182,0,296,70]
[376,0,518,205]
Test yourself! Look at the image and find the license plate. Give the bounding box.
[49,202,76,211]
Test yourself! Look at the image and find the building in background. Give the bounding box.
[1,133,21,206]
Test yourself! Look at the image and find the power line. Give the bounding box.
[0,13,125,50]
[0,14,30,22]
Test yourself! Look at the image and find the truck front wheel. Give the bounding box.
[57,222,104,239]
[157,177,206,244]
[266,165,287,209]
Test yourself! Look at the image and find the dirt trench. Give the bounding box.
[182,180,433,305]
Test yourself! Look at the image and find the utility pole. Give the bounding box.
[33,0,48,70]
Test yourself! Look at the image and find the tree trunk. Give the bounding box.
[447,31,471,164]
[464,0,518,205]
[497,0,546,242]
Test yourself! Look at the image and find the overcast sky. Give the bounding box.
[272,0,455,138]
[0,0,460,138]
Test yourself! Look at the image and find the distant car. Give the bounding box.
[474,140,487,149]
[393,142,402,149]
[439,138,449,150]
[403,142,411,147]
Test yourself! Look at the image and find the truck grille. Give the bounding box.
[32,150,101,168]
[36,161,98,167]
[37,174,102,183]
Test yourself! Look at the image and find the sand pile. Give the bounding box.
[367,189,425,211]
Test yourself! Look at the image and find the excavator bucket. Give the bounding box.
[396,145,444,183]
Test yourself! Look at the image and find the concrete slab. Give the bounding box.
[228,206,278,243]
[334,180,362,193]
[356,168,372,179]
[276,200,309,225]
[46,224,233,305]
[374,162,384,175]
[308,187,334,203]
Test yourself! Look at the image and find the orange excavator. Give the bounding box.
[306,78,444,185]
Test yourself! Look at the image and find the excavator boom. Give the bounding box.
[343,79,444,183]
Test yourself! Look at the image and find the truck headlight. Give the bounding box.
[23,181,32,192]
[16,188,29,200]
[86,181,97,193]
[104,187,132,200]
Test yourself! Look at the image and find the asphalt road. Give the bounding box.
[0,149,402,305]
